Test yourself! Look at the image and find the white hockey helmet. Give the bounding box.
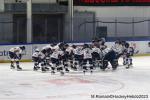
[35,49,40,52]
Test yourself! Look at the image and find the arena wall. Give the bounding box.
[0,41,150,62]
[74,6,150,17]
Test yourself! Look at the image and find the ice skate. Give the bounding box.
[90,70,93,74]
[126,65,130,69]
[123,61,127,65]
[17,65,22,71]
[33,66,40,71]
[51,70,55,75]
[10,65,15,69]
[60,71,64,76]
[112,67,117,70]
[65,68,69,73]
[83,70,86,75]
[73,66,77,71]
[41,67,47,72]
[129,63,133,67]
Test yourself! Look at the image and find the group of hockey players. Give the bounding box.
[8,38,135,75]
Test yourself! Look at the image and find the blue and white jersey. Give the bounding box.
[41,45,53,56]
[111,43,123,54]
[9,47,22,54]
[123,47,134,56]
[51,45,59,51]
[102,48,111,56]
[42,45,52,51]
[82,48,93,59]
[32,52,41,58]
[127,47,134,56]
[92,46,101,54]
[73,46,83,56]
[66,46,73,54]
[51,49,64,59]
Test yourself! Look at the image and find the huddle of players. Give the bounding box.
[8,38,135,74]
[31,38,135,75]
[31,39,108,75]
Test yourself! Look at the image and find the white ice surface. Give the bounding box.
[0,56,150,100]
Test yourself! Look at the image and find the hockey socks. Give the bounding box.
[10,61,15,69]
[16,61,22,70]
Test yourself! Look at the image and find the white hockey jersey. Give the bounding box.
[9,47,22,54]
[124,47,134,56]
[42,45,52,51]
[83,48,93,59]
[102,48,111,56]
[92,46,101,54]
[73,46,83,55]
[32,52,41,58]
[51,43,64,50]
[111,43,123,54]
[66,46,73,54]
[51,49,64,59]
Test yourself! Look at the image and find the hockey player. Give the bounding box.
[82,44,93,74]
[99,38,107,50]
[9,46,26,70]
[123,43,134,69]
[40,44,53,72]
[50,43,65,75]
[92,45,101,60]
[111,40,124,66]
[101,47,118,71]
[72,45,83,70]
[65,44,74,60]
[92,45,102,68]
[120,40,128,65]
[32,49,41,71]
[61,44,73,72]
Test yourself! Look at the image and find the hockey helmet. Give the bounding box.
[20,46,25,50]
[83,44,89,48]
[125,43,130,48]
[35,49,40,52]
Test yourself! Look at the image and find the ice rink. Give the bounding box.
[0,56,150,100]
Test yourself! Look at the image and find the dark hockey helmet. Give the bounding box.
[65,43,69,47]
[58,42,64,48]
[97,38,101,42]
[47,48,52,53]
[72,45,76,49]
[51,43,57,47]
[92,37,99,42]
[83,44,89,48]
[20,46,25,50]
[115,40,119,44]
[121,40,126,46]
[92,39,95,43]
[125,43,130,48]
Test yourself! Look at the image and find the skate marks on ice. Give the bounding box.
[46,75,125,99]
[0,73,125,100]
